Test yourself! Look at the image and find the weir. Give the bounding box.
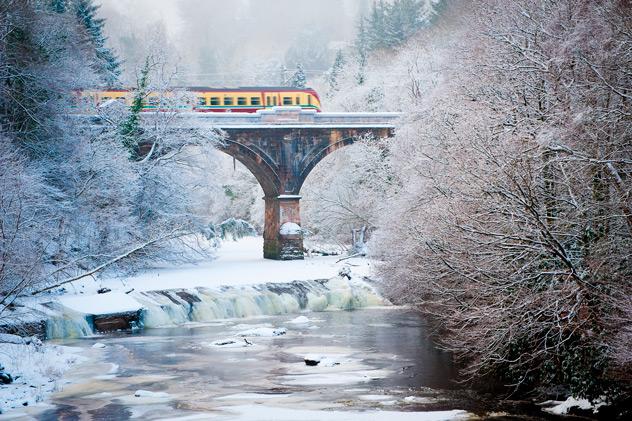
[45,277,386,339]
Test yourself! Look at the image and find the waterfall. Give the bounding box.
[46,277,386,338]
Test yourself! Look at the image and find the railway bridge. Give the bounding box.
[106,106,398,260]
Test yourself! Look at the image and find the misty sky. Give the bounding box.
[98,0,371,86]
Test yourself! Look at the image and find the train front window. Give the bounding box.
[251,97,261,106]
[283,97,292,105]
[197,97,207,106]
[210,97,220,105]
[237,97,247,106]
[224,97,233,106]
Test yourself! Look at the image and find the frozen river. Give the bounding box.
[28,308,471,420]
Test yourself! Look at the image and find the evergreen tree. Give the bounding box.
[279,64,289,86]
[50,0,66,13]
[120,57,151,160]
[74,0,121,85]
[326,50,345,97]
[367,1,389,50]
[289,64,307,89]
[354,19,369,85]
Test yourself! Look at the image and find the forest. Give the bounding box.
[0,0,630,414]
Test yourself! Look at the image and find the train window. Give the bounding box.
[224,97,234,106]
[307,95,312,106]
[198,97,207,106]
[266,97,271,106]
[251,97,261,106]
[101,96,111,101]
[296,96,300,104]
[273,97,278,106]
[148,97,159,105]
[210,97,220,105]
[237,97,247,106]
[283,97,292,105]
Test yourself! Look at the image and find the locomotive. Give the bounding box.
[77,87,322,112]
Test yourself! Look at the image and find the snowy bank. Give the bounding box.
[0,336,84,413]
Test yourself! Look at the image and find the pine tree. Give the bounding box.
[120,57,151,160]
[354,19,369,85]
[289,64,307,88]
[279,64,289,86]
[326,50,345,97]
[367,1,389,50]
[74,0,121,86]
[50,0,66,13]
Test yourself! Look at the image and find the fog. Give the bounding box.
[98,0,371,86]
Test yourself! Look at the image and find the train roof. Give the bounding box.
[186,86,318,92]
[81,86,318,92]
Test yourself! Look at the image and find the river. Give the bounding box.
[21,308,480,420]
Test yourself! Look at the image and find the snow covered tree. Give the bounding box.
[326,50,345,98]
[49,0,66,13]
[120,56,152,160]
[354,19,369,85]
[366,0,389,50]
[74,0,121,85]
[279,64,289,86]
[289,63,307,88]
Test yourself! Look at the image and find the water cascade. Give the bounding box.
[45,277,386,339]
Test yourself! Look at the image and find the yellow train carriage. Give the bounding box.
[77,87,322,113]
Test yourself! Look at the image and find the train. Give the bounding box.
[77,87,322,113]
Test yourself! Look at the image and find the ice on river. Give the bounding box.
[20,309,472,420]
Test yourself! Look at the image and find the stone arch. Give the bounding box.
[216,138,281,197]
[294,136,356,194]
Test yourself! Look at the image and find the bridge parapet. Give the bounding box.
[180,106,399,129]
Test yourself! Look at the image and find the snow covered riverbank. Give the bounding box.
[0,335,85,413]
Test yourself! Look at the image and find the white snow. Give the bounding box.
[91,342,107,349]
[279,222,302,235]
[216,405,470,421]
[540,396,605,415]
[287,315,310,325]
[52,237,373,317]
[0,341,84,412]
[71,237,371,294]
[59,292,143,315]
[134,390,170,398]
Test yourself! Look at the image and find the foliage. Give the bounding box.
[326,50,345,98]
[288,64,307,89]
[359,0,441,52]
[119,56,151,160]
[74,0,121,85]
[320,0,631,405]
[0,1,225,318]
[207,218,257,242]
